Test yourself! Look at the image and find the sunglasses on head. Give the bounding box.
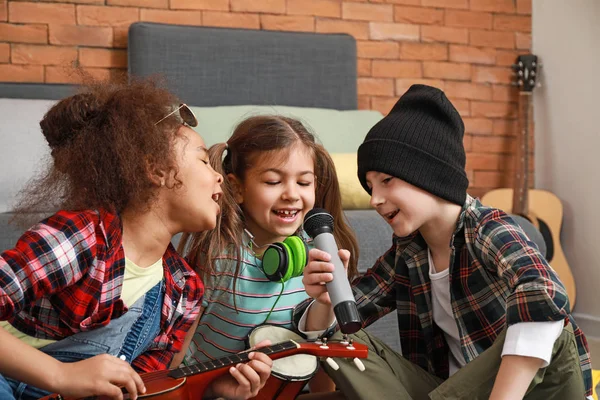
[154,103,198,127]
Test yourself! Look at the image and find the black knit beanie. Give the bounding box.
[357,84,469,205]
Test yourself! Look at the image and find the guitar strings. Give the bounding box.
[137,342,289,384]
[114,338,362,397]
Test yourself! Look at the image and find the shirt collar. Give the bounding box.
[449,194,475,248]
[453,194,474,236]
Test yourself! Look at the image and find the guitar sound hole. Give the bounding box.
[511,214,547,259]
[517,213,555,262]
[537,218,555,262]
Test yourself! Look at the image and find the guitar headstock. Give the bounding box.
[295,339,368,359]
[512,54,540,92]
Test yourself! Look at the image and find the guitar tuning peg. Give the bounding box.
[346,337,355,350]
[353,358,366,372]
[340,334,350,345]
[326,357,340,371]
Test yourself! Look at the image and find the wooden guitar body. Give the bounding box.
[481,54,576,307]
[134,374,307,400]
[39,368,217,400]
[134,367,218,400]
[150,372,307,400]
[482,188,576,306]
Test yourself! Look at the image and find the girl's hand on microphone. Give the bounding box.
[302,248,350,305]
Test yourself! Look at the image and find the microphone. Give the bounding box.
[303,208,361,334]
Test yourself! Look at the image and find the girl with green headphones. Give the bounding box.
[179,115,359,394]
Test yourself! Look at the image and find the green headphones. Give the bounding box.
[261,236,308,282]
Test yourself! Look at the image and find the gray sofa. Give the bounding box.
[0,22,401,352]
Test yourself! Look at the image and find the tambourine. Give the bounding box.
[248,324,319,382]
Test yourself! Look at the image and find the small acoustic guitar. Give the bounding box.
[40,339,368,400]
[481,54,576,306]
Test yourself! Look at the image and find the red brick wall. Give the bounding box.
[0,0,532,197]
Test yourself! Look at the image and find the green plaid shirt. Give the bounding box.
[297,195,592,396]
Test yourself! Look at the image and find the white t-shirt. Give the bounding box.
[427,249,563,376]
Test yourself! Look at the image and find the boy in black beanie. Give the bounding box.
[297,85,591,399]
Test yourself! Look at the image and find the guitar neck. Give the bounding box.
[169,340,299,379]
[512,91,532,216]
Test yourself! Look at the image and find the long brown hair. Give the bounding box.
[13,78,185,219]
[181,115,359,283]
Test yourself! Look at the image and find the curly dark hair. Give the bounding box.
[13,77,186,217]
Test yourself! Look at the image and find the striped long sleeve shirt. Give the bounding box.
[184,232,311,364]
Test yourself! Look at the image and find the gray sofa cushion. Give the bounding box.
[0,213,51,254]
[0,213,20,254]
[128,22,357,110]
[344,210,401,352]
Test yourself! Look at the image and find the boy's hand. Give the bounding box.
[207,340,273,400]
[302,248,350,305]
[54,354,146,400]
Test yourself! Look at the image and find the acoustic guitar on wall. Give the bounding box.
[481,54,576,306]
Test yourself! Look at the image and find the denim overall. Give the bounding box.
[0,281,164,400]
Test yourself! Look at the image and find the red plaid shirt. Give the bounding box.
[0,209,203,372]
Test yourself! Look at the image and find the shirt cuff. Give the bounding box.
[501,320,564,367]
[297,300,337,339]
